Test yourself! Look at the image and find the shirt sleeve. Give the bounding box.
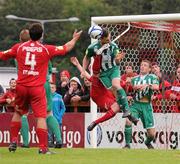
[46,45,67,58]
[112,43,120,56]
[85,47,94,58]
[0,44,19,60]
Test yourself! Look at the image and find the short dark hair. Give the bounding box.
[9,78,16,84]
[151,62,159,67]
[125,62,133,67]
[29,23,43,41]
[100,28,109,39]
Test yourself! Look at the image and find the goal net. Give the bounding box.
[89,14,180,149]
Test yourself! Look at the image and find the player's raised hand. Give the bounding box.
[73,29,83,41]
[70,57,79,66]
[65,30,83,52]
[115,52,125,64]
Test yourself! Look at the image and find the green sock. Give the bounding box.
[21,115,29,146]
[124,125,132,146]
[117,89,129,112]
[145,136,154,145]
[46,115,61,143]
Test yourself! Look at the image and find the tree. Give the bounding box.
[0,0,179,73]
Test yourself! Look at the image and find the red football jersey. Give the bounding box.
[0,40,66,86]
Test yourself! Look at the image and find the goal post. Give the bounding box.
[89,13,180,149]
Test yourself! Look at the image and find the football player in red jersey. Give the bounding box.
[71,56,137,131]
[0,23,82,154]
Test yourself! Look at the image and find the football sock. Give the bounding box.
[145,136,154,145]
[95,109,116,124]
[36,128,48,150]
[117,89,130,112]
[46,115,61,143]
[10,121,21,143]
[21,115,29,146]
[124,125,132,146]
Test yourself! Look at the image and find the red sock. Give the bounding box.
[95,109,116,124]
[10,121,21,143]
[36,128,48,151]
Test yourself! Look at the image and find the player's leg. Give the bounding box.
[45,81,62,148]
[109,67,138,124]
[87,103,119,131]
[141,103,155,149]
[46,112,62,148]
[30,86,53,154]
[20,114,29,148]
[123,103,139,149]
[100,68,130,116]
[9,84,28,152]
[9,111,22,152]
[95,102,119,124]
[123,118,132,149]
[145,128,155,149]
[109,67,130,115]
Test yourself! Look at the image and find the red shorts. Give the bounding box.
[90,76,116,110]
[15,84,47,118]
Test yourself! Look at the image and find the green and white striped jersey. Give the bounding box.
[131,74,159,102]
[85,41,120,72]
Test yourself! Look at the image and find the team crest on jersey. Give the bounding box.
[30,43,35,46]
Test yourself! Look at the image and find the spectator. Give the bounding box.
[169,66,180,111]
[63,77,83,105]
[56,70,70,98]
[151,62,172,100]
[0,84,4,96]
[151,62,174,113]
[121,62,137,100]
[49,82,66,148]
[81,77,90,102]
[71,77,90,104]
[0,83,4,112]
[0,78,16,112]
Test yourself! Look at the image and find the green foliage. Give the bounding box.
[0,0,179,73]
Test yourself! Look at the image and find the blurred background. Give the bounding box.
[0,0,179,76]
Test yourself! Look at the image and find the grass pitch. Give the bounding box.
[0,147,179,164]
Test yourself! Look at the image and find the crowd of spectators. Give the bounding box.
[0,63,179,113]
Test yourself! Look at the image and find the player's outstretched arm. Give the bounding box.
[65,30,82,52]
[82,54,90,71]
[0,49,16,60]
[70,57,91,79]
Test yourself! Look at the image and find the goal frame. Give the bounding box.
[89,13,180,148]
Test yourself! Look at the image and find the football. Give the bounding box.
[88,25,103,39]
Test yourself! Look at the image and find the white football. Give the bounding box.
[88,25,102,39]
